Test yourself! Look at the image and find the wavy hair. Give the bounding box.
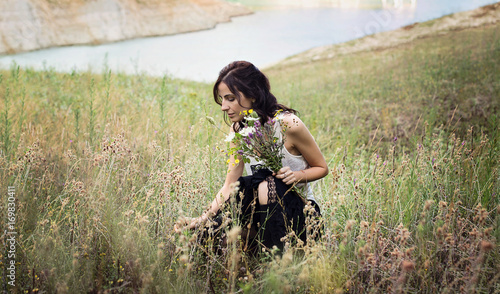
[213,61,297,130]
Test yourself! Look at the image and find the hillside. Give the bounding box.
[0,0,251,55]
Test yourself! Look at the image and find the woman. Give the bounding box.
[175,61,328,251]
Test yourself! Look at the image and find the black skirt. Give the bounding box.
[201,168,322,253]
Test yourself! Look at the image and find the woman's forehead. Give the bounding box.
[218,82,241,97]
[218,82,229,91]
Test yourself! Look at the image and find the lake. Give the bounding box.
[0,0,497,83]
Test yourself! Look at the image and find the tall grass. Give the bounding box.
[0,20,498,293]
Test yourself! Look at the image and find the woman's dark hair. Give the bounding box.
[213,61,297,130]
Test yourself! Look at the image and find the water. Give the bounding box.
[0,0,496,83]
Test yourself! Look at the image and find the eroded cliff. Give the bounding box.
[0,0,251,54]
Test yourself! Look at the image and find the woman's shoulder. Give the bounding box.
[278,112,305,133]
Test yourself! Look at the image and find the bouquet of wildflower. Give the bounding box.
[221,109,307,203]
[225,109,286,173]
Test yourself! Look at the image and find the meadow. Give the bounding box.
[0,17,499,294]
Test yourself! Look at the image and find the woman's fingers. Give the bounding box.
[276,167,297,185]
[277,167,291,178]
[275,166,301,185]
[286,172,296,185]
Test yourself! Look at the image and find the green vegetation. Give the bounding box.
[0,19,498,293]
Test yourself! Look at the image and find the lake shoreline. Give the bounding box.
[268,2,500,69]
[1,1,498,82]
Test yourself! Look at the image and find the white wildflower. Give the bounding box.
[239,127,255,137]
[225,132,235,142]
[275,113,285,120]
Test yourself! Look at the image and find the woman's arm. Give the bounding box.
[203,149,244,219]
[275,114,328,185]
[174,134,244,232]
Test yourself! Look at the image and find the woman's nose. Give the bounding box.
[221,101,229,111]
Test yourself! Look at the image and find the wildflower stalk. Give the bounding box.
[1,79,12,160]
[16,86,26,152]
[88,78,96,148]
[160,76,167,129]
[102,70,111,127]
[74,106,80,141]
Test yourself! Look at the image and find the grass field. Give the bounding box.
[0,12,499,294]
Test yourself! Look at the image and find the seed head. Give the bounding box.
[206,116,216,126]
[227,226,241,244]
[480,240,494,252]
[424,199,434,211]
[401,260,415,272]
[345,220,356,231]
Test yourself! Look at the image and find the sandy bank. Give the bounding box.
[271,3,500,67]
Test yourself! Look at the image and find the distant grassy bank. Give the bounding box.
[0,12,498,294]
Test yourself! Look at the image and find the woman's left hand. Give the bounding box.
[173,217,197,233]
[274,166,297,185]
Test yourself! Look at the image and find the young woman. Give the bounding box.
[175,61,328,251]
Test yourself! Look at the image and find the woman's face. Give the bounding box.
[218,82,253,122]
